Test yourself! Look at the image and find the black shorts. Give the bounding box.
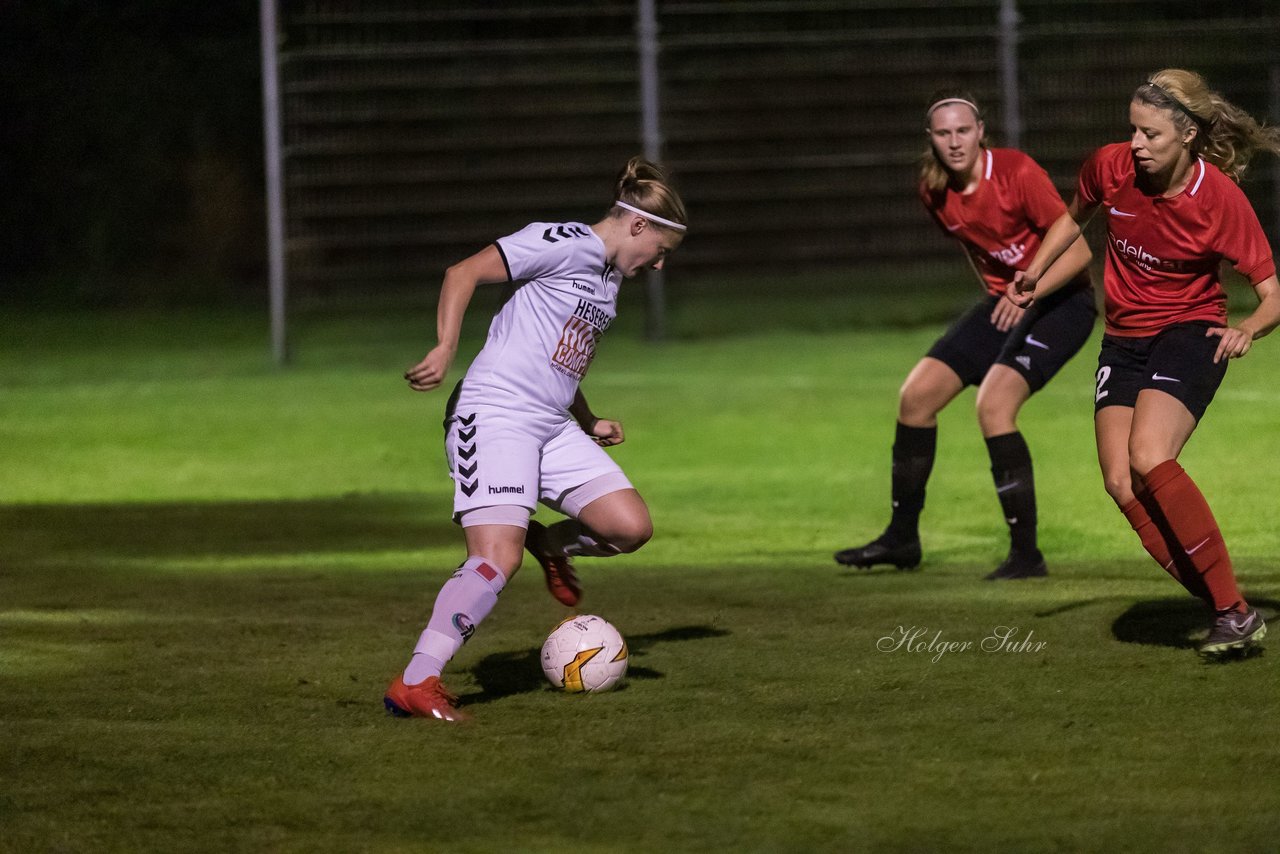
[1094,322,1228,422]
[925,284,1097,392]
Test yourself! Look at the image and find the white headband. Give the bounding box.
[926,97,981,120]
[614,200,687,232]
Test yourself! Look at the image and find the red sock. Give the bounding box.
[1141,459,1244,613]
[1121,496,1174,570]
[1123,493,1214,603]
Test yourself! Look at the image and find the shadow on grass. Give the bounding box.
[1035,598,1121,618]
[464,624,731,705]
[1111,597,1278,658]
[0,493,457,559]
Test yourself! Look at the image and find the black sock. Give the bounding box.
[985,431,1038,556]
[886,422,936,542]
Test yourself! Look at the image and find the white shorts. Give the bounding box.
[444,404,632,523]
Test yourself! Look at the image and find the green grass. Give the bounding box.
[3,281,1279,853]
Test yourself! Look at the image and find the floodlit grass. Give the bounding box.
[3,279,1279,852]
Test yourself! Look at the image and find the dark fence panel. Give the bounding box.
[276,1,1280,293]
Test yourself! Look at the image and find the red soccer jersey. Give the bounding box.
[1078,142,1276,337]
[920,147,1073,297]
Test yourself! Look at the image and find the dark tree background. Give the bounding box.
[0,1,265,304]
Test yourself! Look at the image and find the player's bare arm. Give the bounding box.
[569,388,625,447]
[405,245,509,391]
[1207,274,1280,363]
[1007,230,1093,308]
[1010,200,1097,306]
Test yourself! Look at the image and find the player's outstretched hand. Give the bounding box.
[990,292,1026,332]
[1206,325,1253,363]
[588,418,625,447]
[404,345,454,391]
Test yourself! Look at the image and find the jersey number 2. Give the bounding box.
[1094,366,1111,403]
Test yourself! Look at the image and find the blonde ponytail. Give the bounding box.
[1137,69,1280,182]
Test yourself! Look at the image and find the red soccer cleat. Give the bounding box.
[526,520,582,607]
[383,675,470,722]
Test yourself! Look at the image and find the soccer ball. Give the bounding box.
[541,615,629,693]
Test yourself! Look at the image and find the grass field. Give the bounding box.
[3,277,1279,852]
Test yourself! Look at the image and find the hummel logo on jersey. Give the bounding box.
[1015,355,1032,370]
[1109,207,1137,217]
[571,280,595,295]
[541,224,591,243]
[1152,372,1181,383]
[1024,334,1050,350]
[455,413,478,497]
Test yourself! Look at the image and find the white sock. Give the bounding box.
[403,556,506,685]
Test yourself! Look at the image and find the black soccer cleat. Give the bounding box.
[1199,607,1266,659]
[834,534,922,570]
[984,549,1047,581]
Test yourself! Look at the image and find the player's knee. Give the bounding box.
[1101,472,1133,505]
[975,396,1015,435]
[608,519,653,554]
[898,386,936,424]
[1127,446,1167,482]
[622,522,654,553]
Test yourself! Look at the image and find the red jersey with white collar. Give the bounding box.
[920,148,1078,297]
[1078,142,1276,337]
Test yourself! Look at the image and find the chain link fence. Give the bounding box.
[270,1,1280,295]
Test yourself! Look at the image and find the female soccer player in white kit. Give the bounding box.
[384,157,687,721]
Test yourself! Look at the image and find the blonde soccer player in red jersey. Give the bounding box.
[1012,69,1280,657]
[384,158,686,720]
[836,90,1096,580]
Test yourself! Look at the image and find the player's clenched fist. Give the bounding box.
[404,344,454,391]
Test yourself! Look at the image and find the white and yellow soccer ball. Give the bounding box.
[541,615,629,693]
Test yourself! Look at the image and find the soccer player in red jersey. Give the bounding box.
[1012,69,1280,656]
[836,90,1095,579]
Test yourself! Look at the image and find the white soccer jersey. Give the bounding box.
[457,222,622,421]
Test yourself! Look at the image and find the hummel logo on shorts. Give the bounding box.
[1109,207,1137,217]
[1152,372,1181,383]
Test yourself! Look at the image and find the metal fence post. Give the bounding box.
[260,0,289,366]
[998,0,1022,150]
[636,0,665,342]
